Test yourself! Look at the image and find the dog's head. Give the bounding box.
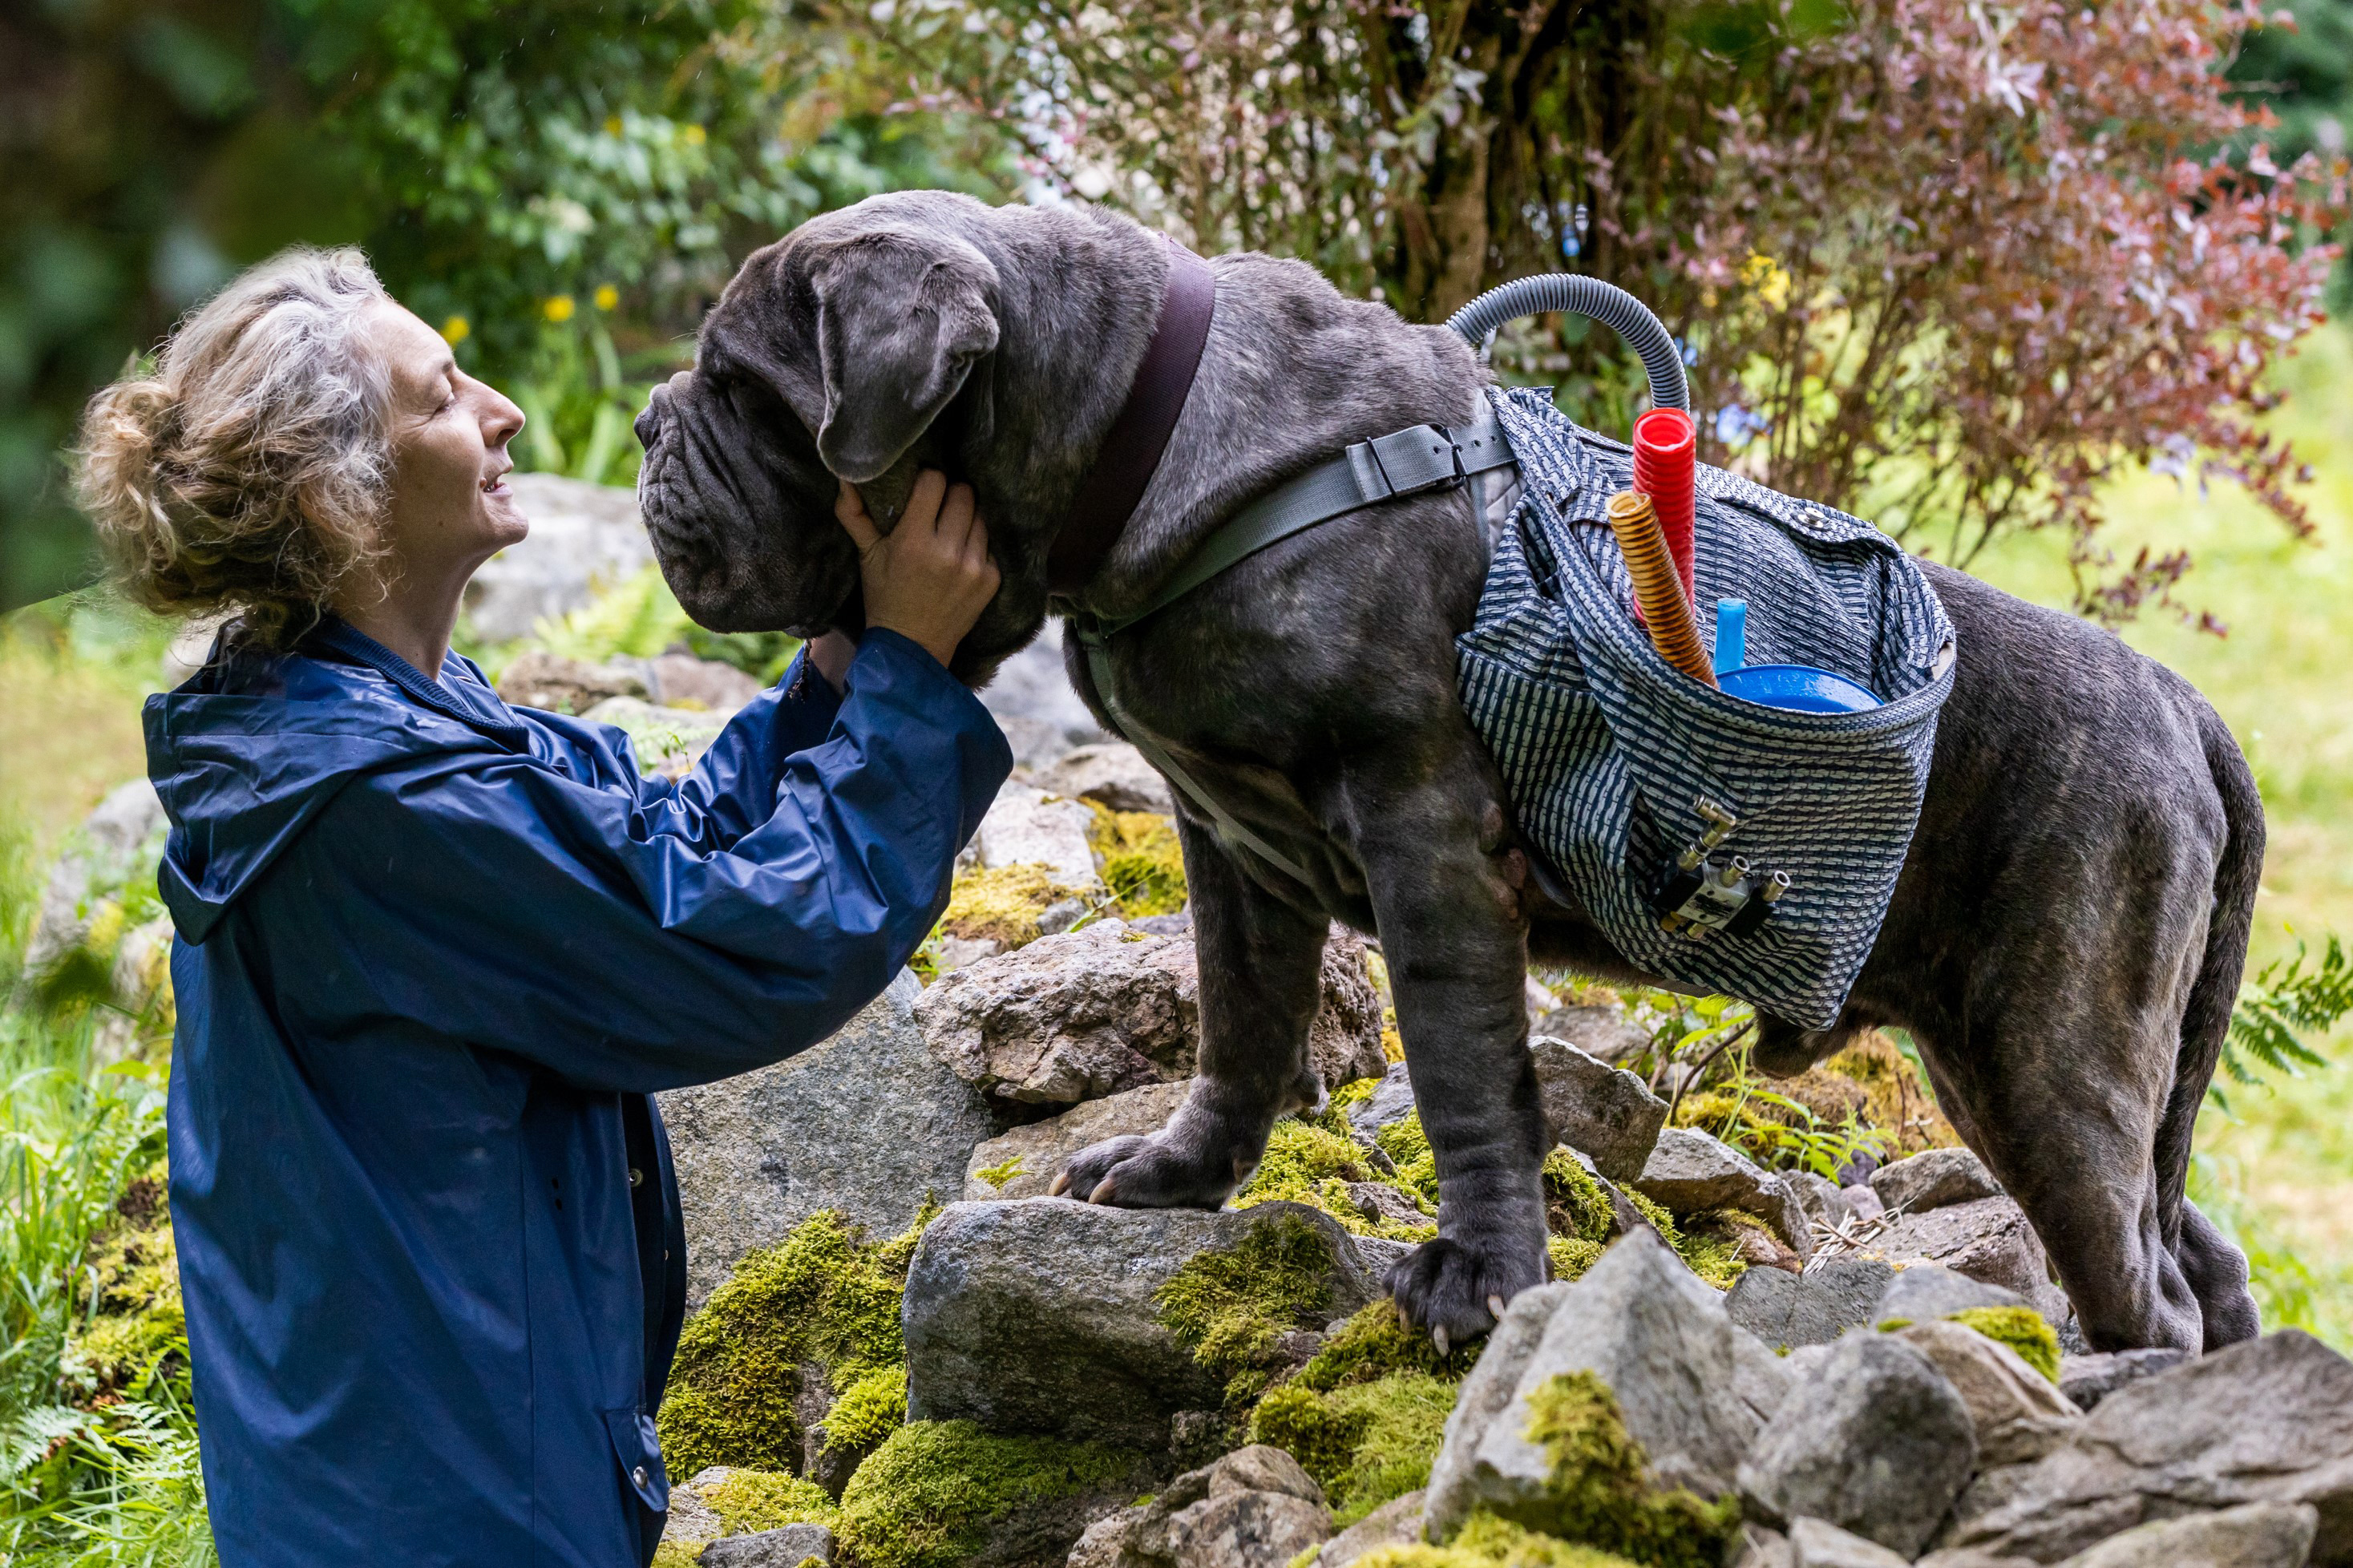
[634,194,1021,665]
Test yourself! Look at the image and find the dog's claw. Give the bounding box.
[1087,1175,1118,1205]
[1048,1170,1071,1198]
[1432,1325,1450,1356]
[1487,1293,1508,1322]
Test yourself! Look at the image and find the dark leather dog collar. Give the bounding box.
[1046,236,1216,597]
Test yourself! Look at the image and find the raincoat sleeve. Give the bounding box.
[625,646,850,855]
[298,629,1011,1094]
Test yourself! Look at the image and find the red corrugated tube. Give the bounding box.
[1632,407,1698,606]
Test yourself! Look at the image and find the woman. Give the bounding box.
[75,247,1011,1567]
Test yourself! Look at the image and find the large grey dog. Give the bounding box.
[633,190,2265,1353]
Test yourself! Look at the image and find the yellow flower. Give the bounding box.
[440,314,471,346]
[683,123,707,146]
[543,295,576,324]
[604,115,623,137]
[593,284,620,312]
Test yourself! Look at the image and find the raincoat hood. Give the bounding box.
[145,620,528,944]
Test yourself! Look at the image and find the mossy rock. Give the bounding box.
[1373,1111,1440,1206]
[657,1210,925,1477]
[939,863,1085,951]
[834,1420,1142,1568]
[1293,1299,1477,1393]
[62,1160,184,1400]
[1155,1210,1358,1406]
[696,1468,838,1534]
[1947,1304,2062,1383]
[1503,1370,1740,1568]
[1086,802,1187,918]
[1234,1119,1435,1242]
[1355,1512,1643,1566]
[1250,1370,1457,1526]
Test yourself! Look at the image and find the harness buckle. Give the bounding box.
[1352,424,1467,505]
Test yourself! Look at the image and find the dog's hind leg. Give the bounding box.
[1354,782,1551,1346]
[1053,812,1331,1210]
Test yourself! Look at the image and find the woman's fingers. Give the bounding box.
[834,481,881,555]
[902,469,948,543]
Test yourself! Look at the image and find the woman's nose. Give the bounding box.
[486,390,526,449]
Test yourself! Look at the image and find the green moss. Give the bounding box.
[1948,1305,2063,1383]
[1549,1235,1605,1282]
[1086,802,1189,918]
[972,1154,1025,1191]
[1500,1371,1739,1568]
[1374,1112,1440,1206]
[1613,1191,1742,1292]
[61,1162,184,1399]
[1295,1299,1476,1392]
[940,863,1080,949]
[834,1420,1136,1568]
[1542,1149,1617,1247]
[1354,1513,1642,1566]
[1154,1211,1344,1404]
[1235,1120,1435,1241]
[657,1210,924,1477]
[649,1539,704,1567]
[823,1362,908,1454]
[700,1469,838,1533]
[1249,1372,1457,1526]
[1329,1077,1381,1115]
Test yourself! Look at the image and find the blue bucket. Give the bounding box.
[1712,600,1882,713]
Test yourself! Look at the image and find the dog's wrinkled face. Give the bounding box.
[634,210,1002,647]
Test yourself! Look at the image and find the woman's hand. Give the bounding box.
[834,471,1001,669]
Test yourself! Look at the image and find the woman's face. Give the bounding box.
[366,302,529,589]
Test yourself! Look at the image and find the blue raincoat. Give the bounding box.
[145,616,1010,1568]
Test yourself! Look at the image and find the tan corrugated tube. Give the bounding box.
[1606,490,1718,688]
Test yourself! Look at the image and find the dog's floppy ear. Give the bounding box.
[811,231,1001,483]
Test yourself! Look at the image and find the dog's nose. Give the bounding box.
[633,386,668,452]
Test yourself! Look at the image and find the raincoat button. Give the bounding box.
[633,1465,649,1488]
[628,1166,643,1188]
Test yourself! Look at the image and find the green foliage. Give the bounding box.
[2219,933,2352,1110]
[1510,1372,1740,1568]
[524,565,693,667]
[1373,1113,1440,1207]
[698,1468,837,1534]
[657,1209,920,1477]
[1081,804,1187,919]
[971,1155,1025,1192]
[822,1363,908,1457]
[834,1420,1134,1568]
[1153,1213,1343,1405]
[1248,1372,1456,1526]
[1947,1307,2061,1384]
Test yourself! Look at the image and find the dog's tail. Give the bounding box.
[2153,701,2266,1228]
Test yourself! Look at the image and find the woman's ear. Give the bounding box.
[811,233,1001,483]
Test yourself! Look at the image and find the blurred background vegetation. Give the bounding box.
[6,0,2353,1560]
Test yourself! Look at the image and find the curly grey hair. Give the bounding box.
[75,246,396,649]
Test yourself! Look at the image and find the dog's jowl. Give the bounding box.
[636,190,2262,1354]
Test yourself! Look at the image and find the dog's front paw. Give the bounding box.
[1385,1235,1547,1351]
[1050,1131,1241,1210]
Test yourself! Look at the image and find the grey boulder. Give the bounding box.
[1528,1036,1668,1182]
[1878,1263,2031,1324]
[1950,1330,2353,1566]
[1872,1147,2005,1215]
[1035,742,1177,816]
[2058,1349,2193,1413]
[24,778,168,978]
[1632,1127,1813,1259]
[2056,1501,2319,1568]
[1789,1516,1911,1568]
[1074,1445,1332,1568]
[1894,1319,2081,1467]
[1530,1000,1654,1067]
[1738,1332,1979,1558]
[977,620,1110,768]
[971,782,1104,890]
[658,971,994,1310]
[1345,1061,1417,1141]
[462,471,652,641]
[1308,927,1389,1093]
[1868,1199,2052,1302]
[1727,1258,1898,1350]
[493,649,648,714]
[1789,1170,1857,1233]
[916,921,1200,1107]
[1426,1229,1780,1539]
[1314,1489,1425,1568]
[902,1200,1372,1448]
[964,1080,1196,1200]
[697,1523,836,1565]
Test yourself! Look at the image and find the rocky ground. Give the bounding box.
[24,483,2351,1568]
